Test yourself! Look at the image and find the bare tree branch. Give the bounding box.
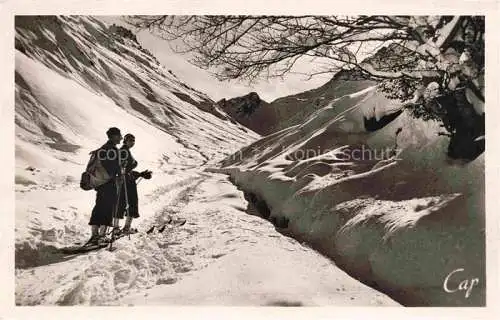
[125,15,484,103]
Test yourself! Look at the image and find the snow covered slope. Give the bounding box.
[15,16,258,275]
[15,16,257,183]
[218,85,485,306]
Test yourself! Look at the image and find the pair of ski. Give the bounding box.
[144,218,186,234]
[59,218,186,254]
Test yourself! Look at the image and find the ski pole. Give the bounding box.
[109,167,124,250]
[122,171,131,240]
[136,177,143,185]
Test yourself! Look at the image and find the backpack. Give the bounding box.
[80,149,112,191]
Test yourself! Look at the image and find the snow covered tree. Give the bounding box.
[127,15,485,160]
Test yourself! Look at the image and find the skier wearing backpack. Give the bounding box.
[114,133,152,236]
[87,127,123,245]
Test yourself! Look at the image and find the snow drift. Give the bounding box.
[217,86,485,306]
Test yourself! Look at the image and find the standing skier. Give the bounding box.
[87,127,123,245]
[115,133,152,235]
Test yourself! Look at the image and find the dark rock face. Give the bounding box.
[218,92,277,135]
[218,92,263,117]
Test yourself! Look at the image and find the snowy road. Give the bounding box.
[15,166,398,306]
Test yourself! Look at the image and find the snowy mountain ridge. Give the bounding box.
[15,15,258,184]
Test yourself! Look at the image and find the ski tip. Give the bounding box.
[59,243,108,254]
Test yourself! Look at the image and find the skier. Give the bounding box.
[87,127,123,245]
[114,133,152,235]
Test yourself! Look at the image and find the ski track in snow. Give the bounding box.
[15,166,398,306]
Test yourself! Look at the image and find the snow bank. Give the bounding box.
[217,87,485,306]
[118,172,398,306]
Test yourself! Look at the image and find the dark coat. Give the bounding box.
[117,146,139,218]
[88,140,121,226]
[97,140,121,178]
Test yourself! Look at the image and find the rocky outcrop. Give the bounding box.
[220,78,376,136]
[217,92,277,135]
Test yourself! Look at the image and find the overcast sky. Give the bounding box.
[98,16,331,102]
